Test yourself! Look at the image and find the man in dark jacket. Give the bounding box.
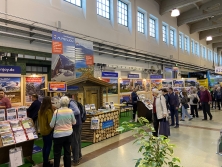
[168,88,180,128]
[200,86,212,120]
[27,94,41,125]
[131,88,138,121]
[162,88,169,110]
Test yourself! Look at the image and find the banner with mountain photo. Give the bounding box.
[51,31,76,81]
[75,38,94,78]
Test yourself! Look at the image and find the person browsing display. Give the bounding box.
[27,94,41,124]
[0,89,11,109]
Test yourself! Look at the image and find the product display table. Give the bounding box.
[82,110,119,143]
[114,103,133,117]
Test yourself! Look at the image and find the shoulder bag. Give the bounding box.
[51,109,59,139]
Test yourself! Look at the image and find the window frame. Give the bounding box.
[162,24,167,43]
[137,11,145,34]
[191,39,194,54]
[170,29,175,46]
[184,36,188,52]
[149,17,156,38]
[64,0,82,7]
[117,0,128,27]
[97,0,110,19]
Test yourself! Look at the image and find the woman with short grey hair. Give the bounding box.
[50,96,76,167]
[188,89,200,118]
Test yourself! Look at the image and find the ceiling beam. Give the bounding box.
[199,28,222,40]
[207,36,222,45]
[213,42,222,48]
[190,15,222,34]
[159,0,201,15]
[178,0,222,26]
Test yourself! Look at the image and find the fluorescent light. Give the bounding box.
[171,9,180,17]
[206,36,212,41]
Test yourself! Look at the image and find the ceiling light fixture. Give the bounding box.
[206,36,213,41]
[171,9,180,17]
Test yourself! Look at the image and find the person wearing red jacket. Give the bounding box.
[200,86,213,121]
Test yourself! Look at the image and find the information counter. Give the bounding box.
[82,110,119,143]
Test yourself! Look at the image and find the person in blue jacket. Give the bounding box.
[131,88,138,122]
[27,94,41,125]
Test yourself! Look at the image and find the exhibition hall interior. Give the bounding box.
[0,0,222,167]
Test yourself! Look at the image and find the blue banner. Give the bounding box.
[102,72,118,78]
[150,75,163,79]
[128,74,139,78]
[102,120,114,129]
[0,66,21,74]
[67,86,79,91]
[51,31,76,81]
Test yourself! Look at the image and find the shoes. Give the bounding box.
[180,119,185,121]
[202,119,207,121]
[43,162,53,167]
[79,156,83,160]
[170,124,175,126]
[210,116,213,120]
[174,125,179,128]
[189,118,193,121]
[73,161,80,166]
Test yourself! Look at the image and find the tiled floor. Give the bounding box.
[44,109,222,167]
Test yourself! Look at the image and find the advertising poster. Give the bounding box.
[48,82,67,92]
[146,80,151,92]
[0,77,21,103]
[162,80,173,88]
[134,79,145,91]
[51,31,76,81]
[151,80,162,90]
[173,80,184,87]
[75,38,94,78]
[102,78,118,94]
[120,79,133,93]
[25,77,45,103]
[185,79,196,87]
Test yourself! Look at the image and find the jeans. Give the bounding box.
[71,125,82,162]
[170,105,179,126]
[202,102,212,120]
[53,135,72,167]
[132,103,137,119]
[42,132,53,164]
[190,105,198,117]
[182,106,192,120]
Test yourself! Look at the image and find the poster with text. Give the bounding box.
[0,77,21,103]
[75,38,94,78]
[173,80,184,87]
[162,80,173,88]
[102,78,118,94]
[134,79,145,91]
[51,31,76,81]
[151,80,162,90]
[120,79,133,93]
[25,77,45,103]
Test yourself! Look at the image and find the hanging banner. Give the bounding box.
[75,38,94,78]
[164,67,172,79]
[48,82,67,92]
[51,31,76,81]
[150,75,163,79]
[128,74,140,78]
[25,76,45,103]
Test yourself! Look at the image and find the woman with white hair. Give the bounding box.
[152,89,168,137]
[50,96,76,167]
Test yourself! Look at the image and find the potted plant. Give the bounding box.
[117,117,182,167]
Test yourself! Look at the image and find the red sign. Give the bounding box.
[102,78,110,83]
[85,55,94,65]
[26,77,42,83]
[52,41,63,54]
[48,82,67,92]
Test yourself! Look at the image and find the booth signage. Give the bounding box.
[128,74,139,78]
[67,86,79,91]
[150,75,163,79]
[0,66,21,74]
[48,82,67,92]
[215,66,222,73]
[102,72,118,78]
[102,120,114,129]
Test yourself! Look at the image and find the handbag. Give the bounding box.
[51,109,58,139]
[159,118,170,137]
[183,103,189,109]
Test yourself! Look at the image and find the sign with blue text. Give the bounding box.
[102,120,114,129]
[102,72,118,78]
[128,74,139,78]
[150,75,163,79]
[0,66,21,74]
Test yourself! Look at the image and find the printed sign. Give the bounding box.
[67,86,79,91]
[52,41,63,54]
[85,55,94,65]
[102,120,114,129]
[0,66,21,74]
[48,82,67,92]
[215,66,222,73]
[128,74,139,78]
[150,75,163,79]
[102,72,118,78]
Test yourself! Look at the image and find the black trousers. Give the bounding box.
[133,103,137,119]
[71,125,82,163]
[202,102,212,120]
[211,100,216,108]
[53,135,72,167]
[190,105,198,117]
[217,99,221,110]
[152,113,163,137]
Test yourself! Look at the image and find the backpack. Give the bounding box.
[192,95,198,104]
[69,100,87,123]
